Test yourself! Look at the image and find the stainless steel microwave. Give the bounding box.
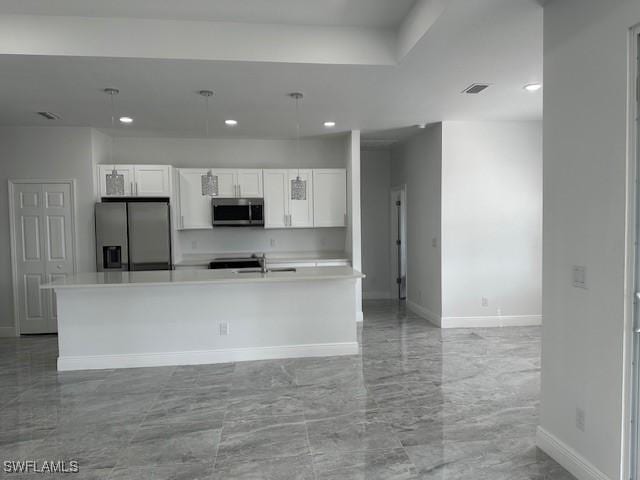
[212,198,264,227]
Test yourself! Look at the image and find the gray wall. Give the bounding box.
[0,127,97,334]
[441,121,542,322]
[541,1,640,478]
[391,124,443,319]
[361,148,392,299]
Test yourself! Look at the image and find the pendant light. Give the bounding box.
[198,90,219,197]
[288,92,307,201]
[103,88,125,196]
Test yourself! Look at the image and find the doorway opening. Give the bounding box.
[390,185,407,300]
[630,29,640,480]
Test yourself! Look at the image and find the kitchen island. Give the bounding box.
[42,267,363,371]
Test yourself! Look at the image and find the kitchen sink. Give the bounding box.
[232,267,297,274]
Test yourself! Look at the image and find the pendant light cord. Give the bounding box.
[109,91,115,165]
[205,94,210,138]
[296,95,301,179]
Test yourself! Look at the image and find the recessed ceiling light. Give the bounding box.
[524,83,542,92]
[417,124,427,129]
[225,119,238,126]
[119,116,133,124]
[324,121,336,128]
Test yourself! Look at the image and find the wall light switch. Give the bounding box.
[572,266,587,289]
[432,238,438,248]
[219,322,229,336]
[270,238,276,247]
[576,407,586,432]
[481,297,489,307]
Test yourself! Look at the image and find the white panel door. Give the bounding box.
[212,169,237,197]
[313,169,347,227]
[12,182,75,334]
[288,169,314,228]
[134,165,171,197]
[263,170,289,229]
[237,169,263,198]
[178,169,213,229]
[98,165,134,197]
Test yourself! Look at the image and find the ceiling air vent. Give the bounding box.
[462,83,490,94]
[37,111,61,120]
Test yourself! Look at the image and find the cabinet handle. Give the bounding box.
[344,213,347,226]
[237,184,241,197]
[181,215,184,229]
[130,182,134,196]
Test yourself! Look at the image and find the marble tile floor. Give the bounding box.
[0,300,575,479]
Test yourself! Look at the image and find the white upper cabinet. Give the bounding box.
[98,165,171,198]
[313,169,347,227]
[263,169,314,229]
[177,169,212,230]
[212,169,263,198]
[98,165,134,197]
[133,165,171,197]
[237,169,263,198]
[288,169,314,228]
[212,169,237,198]
[263,170,288,229]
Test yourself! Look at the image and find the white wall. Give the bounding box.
[111,136,347,169]
[391,124,443,320]
[540,1,640,479]
[109,135,349,257]
[361,148,392,299]
[0,127,96,334]
[441,121,542,325]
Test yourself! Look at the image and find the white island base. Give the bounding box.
[45,267,362,371]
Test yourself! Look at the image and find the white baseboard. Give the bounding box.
[356,311,364,323]
[536,427,612,480]
[0,326,17,337]
[406,300,442,327]
[57,342,360,371]
[363,291,393,300]
[440,314,541,328]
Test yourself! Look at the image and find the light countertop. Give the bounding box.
[41,266,364,290]
[175,251,350,267]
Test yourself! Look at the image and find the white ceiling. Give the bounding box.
[0,0,417,28]
[0,0,543,141]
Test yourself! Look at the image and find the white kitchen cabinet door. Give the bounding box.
[237,169,263,197]
[134,165,171,197]
[98,165,134,197]
[212,169,237,197]
[313,169,347,227]
[263,170,289,229]
[288,169,314,228]
[178,169,212,230]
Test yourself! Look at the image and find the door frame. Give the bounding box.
[8,179,79,336]
[390,184,407,300]
[626,25,640,480]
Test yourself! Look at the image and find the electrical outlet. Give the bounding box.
[191,240,198,250]
[219,322,229,336]
[270,238,276,248]
[432,237,437,248]
[482,297,489,307]
[572,266,587,289]
[576,407,586,432]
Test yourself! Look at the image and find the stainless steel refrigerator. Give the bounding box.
[95,201,172,272]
